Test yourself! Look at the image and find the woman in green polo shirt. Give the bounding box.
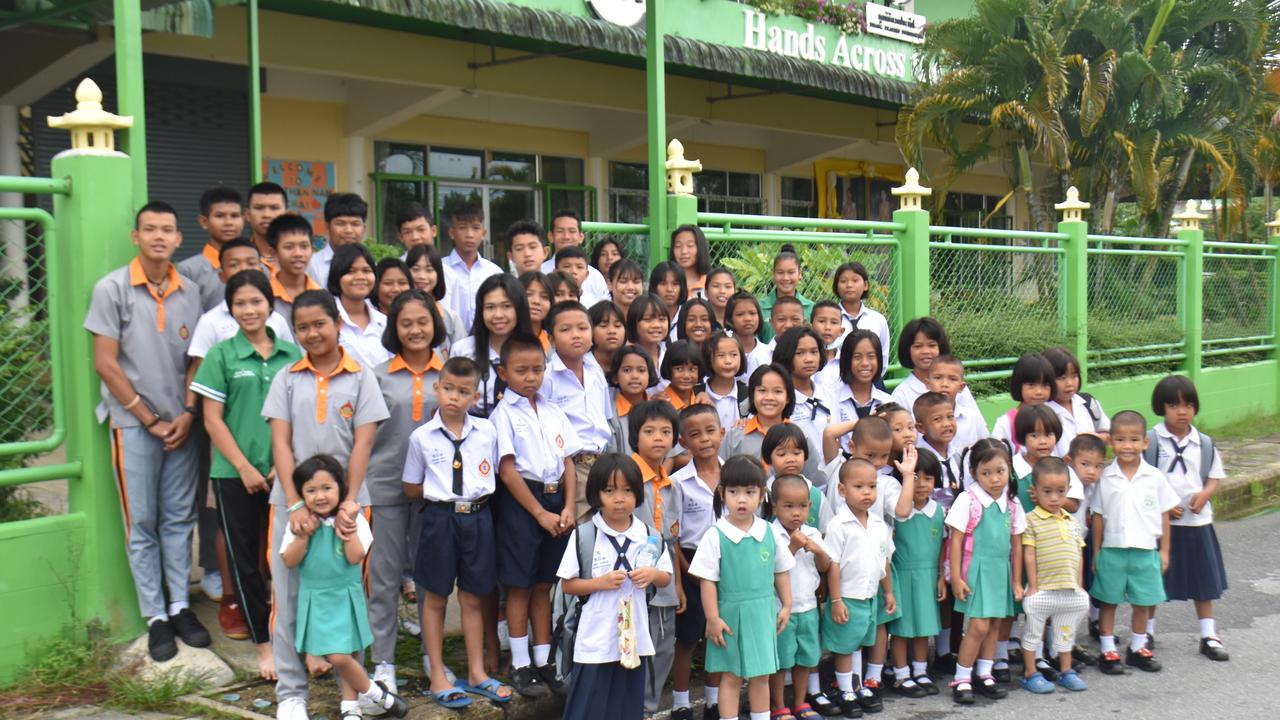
[192,269,301,681]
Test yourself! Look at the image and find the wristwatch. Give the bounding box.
[184,405,198,416]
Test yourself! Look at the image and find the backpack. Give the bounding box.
[940,487,1018,584]
[1143,429,1214,483]
[550,519,664,680]
[1077,392,1104,429]
[1002,408,1022,454]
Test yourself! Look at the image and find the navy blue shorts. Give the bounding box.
[496,481,570,588]
[413,501,497,597]
[676,546,707,645]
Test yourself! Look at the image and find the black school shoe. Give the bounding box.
[857,681,883,713]
[1007,646,1023,666]
[828,686,861,718]
[892,678,928,699]
[671,708,693,720]
[375,680,409,718]
[1145,632,1156,650]
[991,665,1011,684]
[702,703,719,720]
[1089,619,1101,639]
[1200,637,1230,662]
[914,675,940,696]
[147,619,178,662]
[1125,647,1162,672]
[932,652,957,675]
[1098,650,1127,675]
[1033,660,1060,682]
[805,691,842,717]
[1072,645,1099,666]
[974,676,1008,699]
[510,665,549,698]
[536,664,566,696]
[950,681,974,705]
[170,609,211,648]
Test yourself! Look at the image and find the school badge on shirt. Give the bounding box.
[555,434,564,449]
[178,324,189,340]
[759,548,771,563]
[339,401,354,420]
[670,521,680,538]
[479,459,492,476]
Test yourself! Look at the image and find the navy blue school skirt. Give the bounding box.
[1164,524,1228,601]
[563,659,648,720]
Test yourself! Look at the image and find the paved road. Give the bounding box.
[861,507,1280,719]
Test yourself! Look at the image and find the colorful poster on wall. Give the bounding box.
[264,159,335,237]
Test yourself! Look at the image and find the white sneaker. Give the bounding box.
[422,654,458,684]
[276,697,309,720]
[373,663,397,691]
[400,618,421,636]
[200,570,223,601]
[497,619,510,651]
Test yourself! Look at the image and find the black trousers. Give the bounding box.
[211,477,271,644]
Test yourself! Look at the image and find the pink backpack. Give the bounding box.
[941,488,1017,584]
[1003,408,1022,454]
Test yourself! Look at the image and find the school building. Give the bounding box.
[0,0,1020,261]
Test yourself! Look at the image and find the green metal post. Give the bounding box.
[1177,210,1205,382]
[1057,203,1090,383]
[247,0,262,183]
[113,0,147,204]
[891,206,931,331]
[51,151,143,636]
[644,0,667,268]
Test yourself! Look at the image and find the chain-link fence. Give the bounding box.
[1202,246,1275,367]
[698,220,900,361]
[929,232,1065,396]
[581,225,651,275]
[1085,239,1185,382]
[0,217,55,521]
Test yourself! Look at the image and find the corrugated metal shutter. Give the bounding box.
[31,54,250,261]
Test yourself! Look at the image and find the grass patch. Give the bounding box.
[1206,414,1280,442]
[0,627,212,717]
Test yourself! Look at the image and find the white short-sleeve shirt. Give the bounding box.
[1050,393,1110,456]
[490,391,582,485]
[822,462,901,526]
[401,412,500,502]
[944,484,1028,535]
[336,298,391,369]
[952,403,989,454]
[892,372,979,420]
[772,519,827,613]
[687,516,795,581]
[837,305,891,376]
[1149,424,1224,527]
[187,302,294,358]
[443,251,503,330]
[1092,460,1180,549]
[1012,452,1085,502]
[823,503,894,599]
[672,459,722,550]
[541,351,613,454]
[556,514,674,664]
[280,513,373,556]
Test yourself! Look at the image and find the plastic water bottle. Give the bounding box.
[634,535,662,568]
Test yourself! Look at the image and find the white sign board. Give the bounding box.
[865,4,926,45]
[588,0,645,27]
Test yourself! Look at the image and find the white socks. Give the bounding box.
[705,685,719,706]
[750,712,769,720]
[1146,618,1156,635]
[148,615,167,626]
[911,660,928,677]
[1130,633,1147,652]
[955,664,972,683]
[167,601,188,616]
[1100,635,1117,653]
[359,680,392,709]
[510,635,531,668]
[851,650,863,679]
[893,666,912,684]
[533,643,551,667]
[672,690,690,709]
[1199,618,1217,638]
[866,663,883,683]
[994,640,1009,660]
[836,671,854,693]
[975,659,993,677]
[1089,605,1100,621]
[807,672,821,695]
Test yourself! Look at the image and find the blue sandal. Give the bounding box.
[432,686,471,710]
[460,677,514,703]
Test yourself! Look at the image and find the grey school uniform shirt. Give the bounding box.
[365,353,443,505]
[177,244,225,312]
[84,259,203,426]
[636,458,683,608]
[261,349,390,507]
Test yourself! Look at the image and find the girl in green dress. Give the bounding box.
[281,455,408,719]
[944,439,1026,706]
[688,455,795,720]
[888,451,947,699]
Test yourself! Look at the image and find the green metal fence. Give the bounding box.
[581,221,652,273]
[1085,235,1187,381]
[1201,240,1276,366]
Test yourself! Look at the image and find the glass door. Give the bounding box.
[435,183,484,255]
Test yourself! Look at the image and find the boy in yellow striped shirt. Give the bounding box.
[1017,457,1090,694]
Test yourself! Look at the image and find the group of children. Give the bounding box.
[86,184,1231,720]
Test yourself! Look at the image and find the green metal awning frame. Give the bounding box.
[258,0,914,109]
